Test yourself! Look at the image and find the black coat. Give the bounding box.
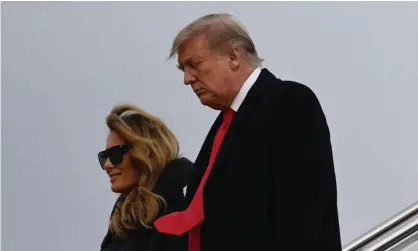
[186,69,342,251]
[100,157,192,251]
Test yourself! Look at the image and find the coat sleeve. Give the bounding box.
[150,180,189,251]
[269,83,340,249]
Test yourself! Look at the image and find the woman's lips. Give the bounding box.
[109,173,121,182]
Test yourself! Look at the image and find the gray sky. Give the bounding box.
[2,2,418,250]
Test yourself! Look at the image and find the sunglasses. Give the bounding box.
[98,144,130,169]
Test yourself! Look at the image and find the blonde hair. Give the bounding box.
[170,13,263,67]
[106,104,180,238]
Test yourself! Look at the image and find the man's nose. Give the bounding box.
[184,72,196,85]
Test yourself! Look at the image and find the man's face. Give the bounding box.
[177,35,233,110]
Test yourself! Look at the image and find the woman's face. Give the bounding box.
[102,131,140,194]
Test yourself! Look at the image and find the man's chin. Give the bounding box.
[199,97,211,106]
[199,99,222,110]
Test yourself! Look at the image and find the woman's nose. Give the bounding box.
[103,159,113,170]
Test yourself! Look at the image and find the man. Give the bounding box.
[155,13,342,251]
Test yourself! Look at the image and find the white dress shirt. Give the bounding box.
[230,67,262,112]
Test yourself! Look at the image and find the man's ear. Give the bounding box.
[229,46,241,70]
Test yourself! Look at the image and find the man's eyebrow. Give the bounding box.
[177,56,202,71]
[177,57,192,71]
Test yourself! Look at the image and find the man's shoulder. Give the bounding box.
[264,79,320,108]
[260,69,318,101]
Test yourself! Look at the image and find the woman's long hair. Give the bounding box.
[105,104,180,238]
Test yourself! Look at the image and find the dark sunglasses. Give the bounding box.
[98,144,130,169]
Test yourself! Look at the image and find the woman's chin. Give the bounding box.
[111,183,134,194]
[111,183,126,193]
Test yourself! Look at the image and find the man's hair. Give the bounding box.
[170,13,263,67]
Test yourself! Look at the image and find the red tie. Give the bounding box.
[154,108,235,251]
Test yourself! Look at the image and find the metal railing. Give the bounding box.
[343,201,418,251]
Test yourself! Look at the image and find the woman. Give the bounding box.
[98,104,192,251]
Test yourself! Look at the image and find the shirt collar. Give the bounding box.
[230,67,262,111]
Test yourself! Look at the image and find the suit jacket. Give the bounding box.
[185,69,342,251]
